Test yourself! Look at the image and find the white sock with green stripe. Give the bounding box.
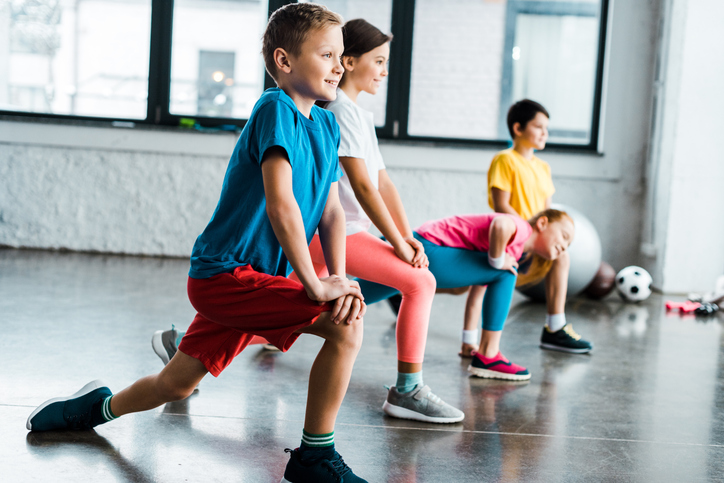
[101,395,118,422]
[300,429,334,457]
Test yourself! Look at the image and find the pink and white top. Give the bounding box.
[416,213,532,260]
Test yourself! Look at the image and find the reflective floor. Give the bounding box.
[2,248,724,482]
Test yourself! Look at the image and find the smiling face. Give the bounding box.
[514,112,549,151]
[532,216,575,260]
[342,41,389,96]
[278,25,344,113]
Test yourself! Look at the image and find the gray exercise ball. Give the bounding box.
[517,204,602,302]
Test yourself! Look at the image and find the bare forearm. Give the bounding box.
[354,183,407,248]
[267,201,321,294]
[378,178,413,238]
[494,202,518,216]
[318,202,346,276]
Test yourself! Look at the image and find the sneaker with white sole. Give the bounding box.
[382,384,464,423]
[468,351,531,381]
[152,326,180,365]
[540,324,593,353]
[26,380,112,431]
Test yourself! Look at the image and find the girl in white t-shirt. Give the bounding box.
[298,19,464,424]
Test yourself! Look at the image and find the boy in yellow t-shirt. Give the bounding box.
[460,99,592,358]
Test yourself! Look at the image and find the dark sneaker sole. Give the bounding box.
[381,401,464,424]
[26,379,105,431]
[467,365,531,381]
[540,342,592,354]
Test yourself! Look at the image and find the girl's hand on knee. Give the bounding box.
[405,237,428,268]
[394,242,416,266]
[503,254,519,275]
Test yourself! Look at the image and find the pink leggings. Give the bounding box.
[297,231,436,363]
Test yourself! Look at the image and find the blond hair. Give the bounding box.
[262,3,344,81]
[516,209,573,288]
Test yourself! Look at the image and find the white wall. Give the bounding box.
[641,0,724,293]
[0,0,663,285]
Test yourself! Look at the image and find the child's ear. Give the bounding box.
[536,216,549,231]
[342,56,355,72]
[274,48,292,74]
[512,122,523,137]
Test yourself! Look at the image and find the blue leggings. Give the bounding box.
[357,233,517,332]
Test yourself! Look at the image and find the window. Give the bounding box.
[406,0,606,146]
[301,0,392,126]
[1,0,152,119]
[0,0,609,150]
[169,0,268,120]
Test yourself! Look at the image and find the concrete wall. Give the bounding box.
[0,1,664,286]
[640,0,724,293]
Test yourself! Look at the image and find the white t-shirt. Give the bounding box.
[326,89,386,235]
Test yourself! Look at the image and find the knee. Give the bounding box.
[156,374,196,402]
[405,268,436,296]
[331,318,365,353]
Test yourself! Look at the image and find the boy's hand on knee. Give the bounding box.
[310,276,364,304]
[331,294,366,324]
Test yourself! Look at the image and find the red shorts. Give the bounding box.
[180,265,330,376]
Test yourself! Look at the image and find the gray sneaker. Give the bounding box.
[382,385,464,423]
[151,326,179,365]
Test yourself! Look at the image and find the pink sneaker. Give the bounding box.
[467,351,531,381]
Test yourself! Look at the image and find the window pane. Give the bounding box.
[300,0,392,127]
[512,14,599,144]
[0,0,152,119]
[408,0,602,144]
[169,0,269,119]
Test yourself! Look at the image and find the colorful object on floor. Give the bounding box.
[665,300,701,313]
[584,261,616,299]
[695,303,719,315]
[615,266,652,302]
[517,204,601,302]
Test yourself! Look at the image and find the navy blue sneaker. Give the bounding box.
[540,324,593,353]
[281,448,367,483]
[26,380,112,431]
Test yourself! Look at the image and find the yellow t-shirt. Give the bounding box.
[487,148,555,220]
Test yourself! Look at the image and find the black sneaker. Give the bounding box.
[26,380,111,431]
[281,448,367,483]
[540,324,593,353]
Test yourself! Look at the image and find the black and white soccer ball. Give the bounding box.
[615,266,652,302]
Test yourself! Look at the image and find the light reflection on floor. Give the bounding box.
[2,248,724,482]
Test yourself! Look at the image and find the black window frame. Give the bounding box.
[1,0,609,153]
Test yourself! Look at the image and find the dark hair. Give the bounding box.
[506,99,549,139]
[262,3,343,81]
[342,18,392,58]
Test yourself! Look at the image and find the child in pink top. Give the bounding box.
[359,209,575,380]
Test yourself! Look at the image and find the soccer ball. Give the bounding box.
[615,266,652,302]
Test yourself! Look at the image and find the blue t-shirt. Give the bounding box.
[189,88,342,279]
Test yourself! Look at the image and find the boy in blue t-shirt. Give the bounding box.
[26,5,368,482]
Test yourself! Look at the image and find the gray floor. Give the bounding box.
[2,248,724,482]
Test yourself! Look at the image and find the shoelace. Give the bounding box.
[563,325,582,341]
[327,452,352,477]
[66,409,94,430]
[423,390,443,405]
